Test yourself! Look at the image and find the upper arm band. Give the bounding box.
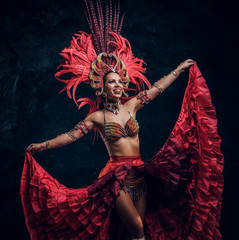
[136,90,150,105]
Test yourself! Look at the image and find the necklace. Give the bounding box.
[103,100,121,115]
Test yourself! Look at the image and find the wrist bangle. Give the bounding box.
[171,71,179,77]
[46,140,51,149]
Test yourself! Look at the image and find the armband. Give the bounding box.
[73,120,90,136]
[136,90,150,105]
[66,131,77,141]
[152,82,164,94]
[66,120,90,141]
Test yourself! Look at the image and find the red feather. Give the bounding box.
[55,2,151,144]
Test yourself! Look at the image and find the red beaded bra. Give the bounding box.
[104,106,139,142]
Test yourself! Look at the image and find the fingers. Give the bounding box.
[188,59,195,65]
[178,59,195,72]
[179,59,194,66]
[26,144,37,154]
[26,144,33,152]
[182,59,194,65]
[183,59,195,67]
[186,59,195,64]
[183,59,194,63]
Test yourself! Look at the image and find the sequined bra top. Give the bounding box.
[104,106,139,142]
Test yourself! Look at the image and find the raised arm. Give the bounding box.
[147,59,194,100]
[127,59,195,112]
[26,113,96,155]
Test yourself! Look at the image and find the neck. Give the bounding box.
[103,100,121,115]
[106,98,120,103]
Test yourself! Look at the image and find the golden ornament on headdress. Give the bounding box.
[89,52,129,96]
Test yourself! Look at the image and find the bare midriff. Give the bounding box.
[97,134,143,179]
[104,134,140,157]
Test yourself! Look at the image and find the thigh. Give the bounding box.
[134,189,147,221]
[115,189,143,229]
[126,168,147,221]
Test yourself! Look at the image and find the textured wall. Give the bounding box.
[0,0,237,239]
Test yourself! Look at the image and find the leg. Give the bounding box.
[125,168,147,222]
[134,189,147,222]
[115,189,144,239]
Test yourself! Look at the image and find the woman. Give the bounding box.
[25,60,193,240]
[21,1,223,239]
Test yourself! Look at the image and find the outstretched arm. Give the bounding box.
[128,59,195,112]
[26,113,96,154]
[147,59,194,100]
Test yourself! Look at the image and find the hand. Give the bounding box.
[26,142,46,155]
[176,59,195,74]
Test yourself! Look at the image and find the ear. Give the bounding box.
[102,92,107,98]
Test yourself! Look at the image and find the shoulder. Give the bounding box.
[123,97,137,113]
[86,110,104,124]
[123,89,149,112]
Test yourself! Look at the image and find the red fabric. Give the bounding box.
[98,155,144,178]
[20,63,224,240]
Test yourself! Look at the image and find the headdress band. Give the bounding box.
[89,52,129,96]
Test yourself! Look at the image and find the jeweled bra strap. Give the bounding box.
[122,105,133,118]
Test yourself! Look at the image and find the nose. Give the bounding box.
[115,80,122,88]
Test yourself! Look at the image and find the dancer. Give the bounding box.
[21,1,224,239]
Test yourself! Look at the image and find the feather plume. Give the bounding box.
[55,0,151,121]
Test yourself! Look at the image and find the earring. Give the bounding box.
[102,92,108,102]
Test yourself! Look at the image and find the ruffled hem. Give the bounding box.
[21,152,134,240]
[173,63,224,240]
[20,63,224,240]
[140,63,224,240]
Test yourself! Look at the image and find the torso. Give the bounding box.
[104,105,139,141]
[94,103,140,157]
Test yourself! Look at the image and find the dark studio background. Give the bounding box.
[0,0,238,239]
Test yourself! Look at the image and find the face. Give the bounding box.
[103,72,123,102]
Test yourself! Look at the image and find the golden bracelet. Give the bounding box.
[153,82,164,94]
[46,140,51,149]
[171,71,179,77]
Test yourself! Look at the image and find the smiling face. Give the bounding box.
[103,72,123,102]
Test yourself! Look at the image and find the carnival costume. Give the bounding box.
[20,1,224,239]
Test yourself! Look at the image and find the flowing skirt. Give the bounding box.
[20,63,224,240]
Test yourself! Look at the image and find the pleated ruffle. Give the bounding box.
[172,63,224,240]
[140,63,224,240]
[20,153,134,239]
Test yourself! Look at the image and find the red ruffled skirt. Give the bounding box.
[20,63,224,240]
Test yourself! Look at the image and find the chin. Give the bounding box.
[115,94,122,98]
[109,94,121,102]
[111,92,122,98]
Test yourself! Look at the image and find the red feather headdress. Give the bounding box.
[55,0,151,115]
